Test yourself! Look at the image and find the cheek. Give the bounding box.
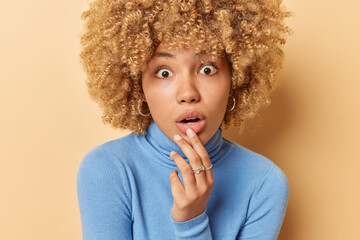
[144,80,167,100]
[144,85,174,112]
[203,81,230,109]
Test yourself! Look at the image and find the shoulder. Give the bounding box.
[221,137,289,196]
[79,132,140,167]
[77,133,140,186]
[76,137,134,222]
[223,141,289,239]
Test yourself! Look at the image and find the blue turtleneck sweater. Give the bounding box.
[77,121,289,239]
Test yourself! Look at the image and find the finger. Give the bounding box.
[185,128,214,183]
[170,151,196,192]
[173,134,206,172]
[169,170,185,200]
[173,134,207,185]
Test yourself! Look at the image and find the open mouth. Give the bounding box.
[180,117,201,124]
[175,111,206,134]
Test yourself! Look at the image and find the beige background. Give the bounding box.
[0,0,359,239]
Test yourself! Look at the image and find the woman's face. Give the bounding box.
[142,44,231,144]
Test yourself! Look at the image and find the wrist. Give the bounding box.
[171,206,205,222]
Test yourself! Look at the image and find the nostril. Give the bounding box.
[179,97,199,103]
[181,99,196,103]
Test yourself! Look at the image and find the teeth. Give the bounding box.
[181,117,200,124]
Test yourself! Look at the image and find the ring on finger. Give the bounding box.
[192,165,205,174]
[205,164,213,171]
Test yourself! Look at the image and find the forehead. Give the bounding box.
[151,44,223,62]
[153,51,210,60]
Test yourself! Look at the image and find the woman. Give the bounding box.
[77,0,292,239]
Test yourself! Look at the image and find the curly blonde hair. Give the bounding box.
[80,0,292,135]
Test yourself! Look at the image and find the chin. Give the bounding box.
[197,131,210,145]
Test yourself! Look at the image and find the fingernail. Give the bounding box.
[170,151,176,156]
[174,134,182,141]
[186,128,196,138]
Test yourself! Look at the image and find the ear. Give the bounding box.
[139,75,147,102]
[141,92,147,102]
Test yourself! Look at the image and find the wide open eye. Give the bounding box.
[155,68,174,79]
[199,64,217,75]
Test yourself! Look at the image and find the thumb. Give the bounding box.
[169,170,184,197]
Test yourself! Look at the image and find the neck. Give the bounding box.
[142,121,224,168]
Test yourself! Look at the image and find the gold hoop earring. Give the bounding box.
[137,101,151,117]
[227,96,236,112]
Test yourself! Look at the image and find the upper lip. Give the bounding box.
[175,110,206,123]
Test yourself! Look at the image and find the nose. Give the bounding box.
[176,75,201,104]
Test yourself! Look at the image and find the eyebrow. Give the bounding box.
[154,52,208,59]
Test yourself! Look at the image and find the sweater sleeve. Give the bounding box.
[77,147,133,240]
[170,210,213,240]
[237,164,289,240]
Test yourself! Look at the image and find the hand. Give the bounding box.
[169,128,214,222]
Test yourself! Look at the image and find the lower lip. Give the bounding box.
[175,119,206,135]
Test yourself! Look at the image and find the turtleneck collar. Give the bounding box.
[141,121,224,168]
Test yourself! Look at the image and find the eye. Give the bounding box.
[155,68,173,79]
[199,64,217,75]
